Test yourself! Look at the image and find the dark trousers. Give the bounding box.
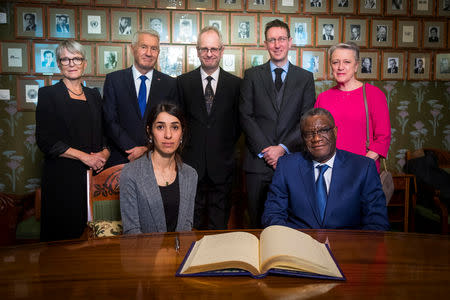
[194,175,233,230]
[245,172,273,229]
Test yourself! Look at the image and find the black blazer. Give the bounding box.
[36,80,107,158]
[240,61,316,174]
[177,68,241,184]
[103,67,178,166]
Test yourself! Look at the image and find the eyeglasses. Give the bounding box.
[266,36,289,44]
[59,57,84,66]
[303,127,334,140]
[198,47,222,55]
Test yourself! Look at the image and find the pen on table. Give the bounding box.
[175,235,180,253]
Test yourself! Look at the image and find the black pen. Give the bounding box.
[175,235,180,253]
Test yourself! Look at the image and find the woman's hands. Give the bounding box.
[366,150,379,161]
[61,147,110,173]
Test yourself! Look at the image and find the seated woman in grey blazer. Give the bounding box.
[120,103,198,234]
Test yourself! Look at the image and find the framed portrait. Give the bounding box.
[95,0,124,5]
[397,20,420,48]
[247,0,272,12]
[407,52,431,80]
[47,7,76,39]
[437,0,450,16]
[126,0,156,7]
[288,49,299,66]
[244,48,269,70]
[157,0,186,9]
[202,12,229,44]
[33,43,60,74]
[435,53,450,80]
[0,41,30,73]
[63,0,92,4]
[303,0,328,13]
[16,76,45,111]
[217,0,244,11]
[14,5,44,39]
[316,17,341,46]
[80,43,94,76]
[126,44,134,68]
[301,49,326,80]
[412,0,434,16]
[289,16,314,47]
[80,8,109,41]
[231,14,258,45]
[84,77,106,97]
[158,45,185,77]
[381,51,405,80]
[221,47,243,77]
[188,0,215,10]
[386,0,409,16]
[111,9,139,42]
[331,0,356,14]
[259,15,286,45]
[276,0,300,14]
[186,46,201,72]
[357,50,379,80]
[142,10,170,43]
[97,44,125,76]
[423,21,447,48]
[370,19,394,48]
[172,12,199,44]
[358,0,382,15]
[343,18,368,47]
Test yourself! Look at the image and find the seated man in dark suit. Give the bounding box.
[262,108,390,230]
[103,29,178,167]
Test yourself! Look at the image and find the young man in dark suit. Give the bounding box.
[177,26,241,230]
[262,108,390,230]
[103,30,178,167]
[240,19,316,228]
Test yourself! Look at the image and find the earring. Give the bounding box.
[180,138,183,144]
[149,137,153,143]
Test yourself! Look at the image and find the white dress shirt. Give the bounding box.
[313,152,336,194]
[200,67,220,94]
[132,65,153,103]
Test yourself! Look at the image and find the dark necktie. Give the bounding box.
[138,75,147,117]
[274,68,283,92]
[205,76,214,114]
[316,164,329,222]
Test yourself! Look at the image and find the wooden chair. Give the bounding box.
[405,148,450,234]
[86,164,125,238]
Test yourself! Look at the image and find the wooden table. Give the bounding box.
[1,230,449,299]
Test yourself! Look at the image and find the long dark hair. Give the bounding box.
[145,103,186,167]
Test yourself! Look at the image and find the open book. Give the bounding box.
[176,225,345,280]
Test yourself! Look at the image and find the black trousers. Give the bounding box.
[194,175,233,230]
[245,172,274,229]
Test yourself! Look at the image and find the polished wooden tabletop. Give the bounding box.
[0,229,449,299]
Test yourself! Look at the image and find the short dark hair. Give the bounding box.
[145,103,186,168]
[24,13,35,20]
[264,19,290,40]
[300,108,335,133]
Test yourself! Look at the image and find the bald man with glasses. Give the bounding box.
[177,26,241,230]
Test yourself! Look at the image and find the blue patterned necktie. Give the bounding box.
[316,164,329,222]
[138,75,147,117]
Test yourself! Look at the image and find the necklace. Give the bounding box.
[67,86,84,96]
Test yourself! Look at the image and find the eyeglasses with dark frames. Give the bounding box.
[197,47,222,55]
[303,127,334,140]
[59,57,85,66]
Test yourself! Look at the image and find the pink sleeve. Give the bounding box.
[368,85,391,157]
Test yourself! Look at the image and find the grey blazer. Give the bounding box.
[120,154,198,234]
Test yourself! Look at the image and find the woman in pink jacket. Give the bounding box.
[315,42,391,171]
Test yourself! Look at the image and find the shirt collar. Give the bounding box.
[313,152,336,169]
[270,60,289,74]
[132,65,154,81]
[200,67,220,82]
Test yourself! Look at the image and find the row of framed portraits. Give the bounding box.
[14,4,450,49]
[16,0,450,16]
[12,48,450,112]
